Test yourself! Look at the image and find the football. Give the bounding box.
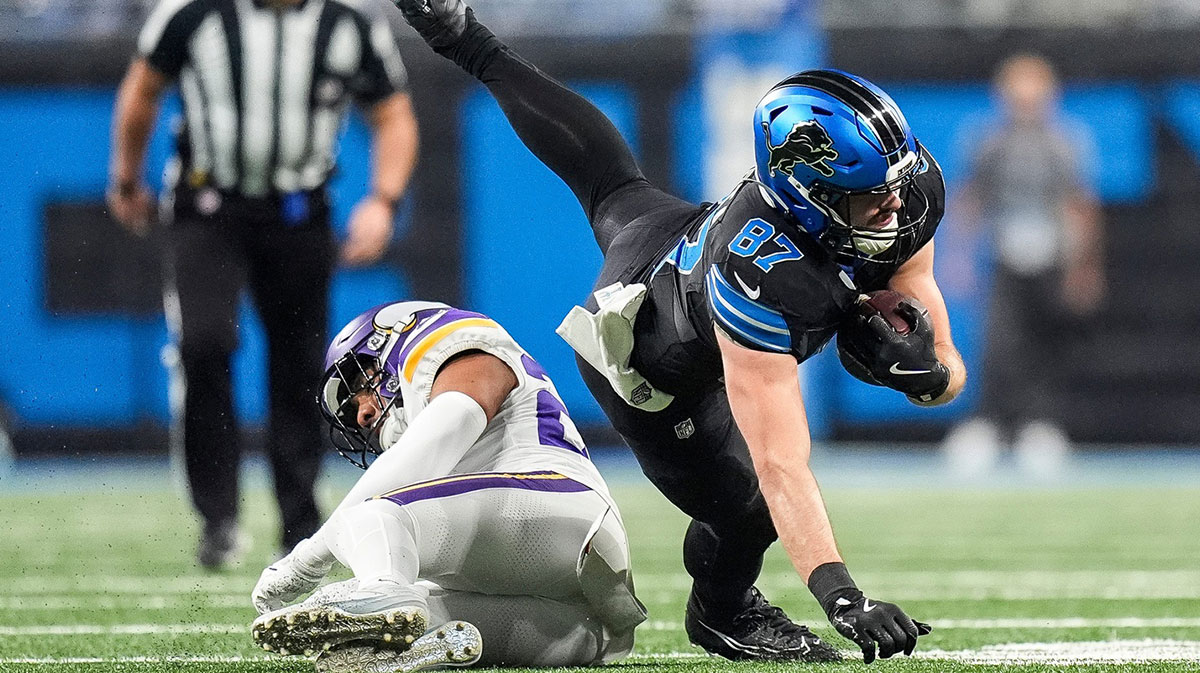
[854,289,914,335]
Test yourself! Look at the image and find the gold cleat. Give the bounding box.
[250,605,428,657]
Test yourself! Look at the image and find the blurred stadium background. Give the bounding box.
[3,0,1200,669]
[5,0,1200,456]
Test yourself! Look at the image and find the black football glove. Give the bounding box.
[394,0,468,49]
[826,589,932,664]
[836,297,949,403]
[808,561,932,664]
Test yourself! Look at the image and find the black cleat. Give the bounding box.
[393,0,468,50]
[685,587,841,662]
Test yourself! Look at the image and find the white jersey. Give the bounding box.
[370,301,609,497]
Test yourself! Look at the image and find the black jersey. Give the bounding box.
[630,152,944,394]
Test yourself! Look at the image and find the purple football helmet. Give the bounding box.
[319,301,443,468]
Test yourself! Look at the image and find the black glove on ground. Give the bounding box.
[809,562,932,664]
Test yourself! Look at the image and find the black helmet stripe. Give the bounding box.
[811,71,906,153]
[784,71,905,154]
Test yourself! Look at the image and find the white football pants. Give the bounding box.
[322,477,642,667]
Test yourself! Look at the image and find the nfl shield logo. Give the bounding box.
[674,418,695,440]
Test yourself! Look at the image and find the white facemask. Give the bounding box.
[852,214,898,256]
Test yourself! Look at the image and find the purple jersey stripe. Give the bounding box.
[391,308,490,371]
[376,471,591,507]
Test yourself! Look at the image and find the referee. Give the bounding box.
[107,0,419,568]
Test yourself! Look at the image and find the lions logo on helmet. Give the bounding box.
[752,69,940,269]
[761,120,839,179]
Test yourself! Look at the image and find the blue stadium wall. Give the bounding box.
[2,29,1199,450]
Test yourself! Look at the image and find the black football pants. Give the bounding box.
[164,193,333,549]
[474,37,778,611]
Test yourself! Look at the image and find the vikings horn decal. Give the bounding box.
[761,119,839,179]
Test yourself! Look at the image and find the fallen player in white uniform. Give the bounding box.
[250,301,646,672]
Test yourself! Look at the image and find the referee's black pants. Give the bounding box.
[164,190,333,549]
[467,33,779,612]
[978,266,1067,432]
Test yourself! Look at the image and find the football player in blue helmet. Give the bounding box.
[753,70,936,273]
[394,0,964,664]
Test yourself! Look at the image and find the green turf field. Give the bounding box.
[3,461,1200,672]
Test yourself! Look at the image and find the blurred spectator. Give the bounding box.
[942,53,1104,476]
[107,0,419,568]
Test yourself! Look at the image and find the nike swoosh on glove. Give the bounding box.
[827,590,932,664]
[836,299,949,401]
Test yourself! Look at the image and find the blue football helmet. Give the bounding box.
[753,69,931,267]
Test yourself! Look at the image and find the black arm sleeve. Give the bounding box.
[445,11,645,222]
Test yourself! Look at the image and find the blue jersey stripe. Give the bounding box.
[709,267,790,334]
[706,269,791,352]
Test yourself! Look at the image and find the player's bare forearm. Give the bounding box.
[110,59,166,185]
[716,328,842,580]
[368,93,419,206]
[889,240,965,405]
[754,447,843,580]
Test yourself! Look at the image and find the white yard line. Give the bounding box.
[4,576,244,594]
[938,617,1200,629]
[915,639,1200,663]
[0,656,271,664]
[0,595,249,610]
[629,640,1200,664]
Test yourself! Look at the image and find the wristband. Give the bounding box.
[909,362,951,403]
[808,562,860,615]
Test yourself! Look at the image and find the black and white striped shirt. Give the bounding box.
[138,0,408,197]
